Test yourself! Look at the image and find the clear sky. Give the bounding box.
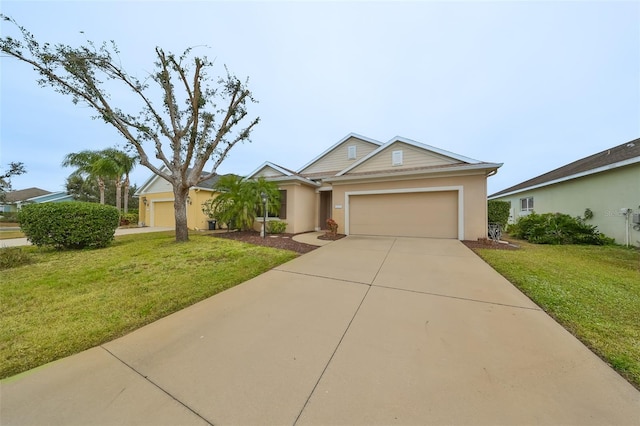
[1,1,639,196]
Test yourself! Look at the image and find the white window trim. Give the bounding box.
[344,186,464,240]
[520,196,534,212]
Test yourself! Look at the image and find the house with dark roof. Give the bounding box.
[489,138,640,246]
[1,187,74,214]
[247,133,502,240]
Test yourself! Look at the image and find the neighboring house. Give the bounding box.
[247,133,502,240]
[135,169,230,230]
[0,187,73,214]
[489,138,640,246]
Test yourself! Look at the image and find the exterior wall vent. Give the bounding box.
[392,150,403,166]
[347,145,356,160]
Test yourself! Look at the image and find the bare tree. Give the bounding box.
[1,16,259,241]
[0,162,26,203]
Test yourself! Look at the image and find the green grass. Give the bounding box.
[0,231,297,379]
[474,241,640,389]
[0,230,24,239]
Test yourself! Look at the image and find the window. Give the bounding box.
[278,190,287,219]
[392,150,403,166]
[347,145,356,160]
[520,197,534,212]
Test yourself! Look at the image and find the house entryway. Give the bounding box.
[319,190,332,230]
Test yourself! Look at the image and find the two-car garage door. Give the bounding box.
[348,191,458,239]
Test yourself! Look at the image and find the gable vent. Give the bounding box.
[392,150,403,166]
[348,145,357,160]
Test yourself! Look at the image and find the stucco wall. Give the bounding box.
[138,189,216,230]
[330,173,488,240]
[492,165,640,246]
[276,183,316,234]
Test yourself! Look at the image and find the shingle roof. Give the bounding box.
[489,138,640,198]
[5,187,51,203]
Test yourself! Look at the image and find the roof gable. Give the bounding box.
[135,166,224,195]
[297,133,382,176]
[490,138,640,198]
[247,162,295,179]
[337,136,482,176]
[5,187,51,203]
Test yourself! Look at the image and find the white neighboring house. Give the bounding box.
[489,138,640,246]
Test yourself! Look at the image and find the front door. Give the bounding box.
[319,191,332,230]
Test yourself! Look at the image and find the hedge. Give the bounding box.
[18,202,120,249]
[488,200,510,228]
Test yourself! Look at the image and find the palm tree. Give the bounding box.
[211,175,280,231]
[102,149,137,213]
[62,150,119,205]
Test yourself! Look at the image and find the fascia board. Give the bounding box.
[488,157,640,200]
[246,161,293,179]
[390,136,482,164]
[329,163,502,183]
[135,165,169,195]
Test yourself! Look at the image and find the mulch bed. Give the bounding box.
[462,239,519,251]
[213,231,518,254]
[212,231,319,254]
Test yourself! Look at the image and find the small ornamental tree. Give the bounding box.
[1,16,259,242]
[19,202,119,249]
[488,200,510,228]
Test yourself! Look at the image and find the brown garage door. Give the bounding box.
[349,191,458,238]
[152,201,175,227]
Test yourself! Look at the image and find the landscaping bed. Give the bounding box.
[213,231,319,254]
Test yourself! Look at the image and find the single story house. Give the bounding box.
[134,169,228,230]
[488,138,640,246]
[247,133,502,240]
[1,187,74,214]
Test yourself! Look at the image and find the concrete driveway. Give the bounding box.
[2,236,638,425]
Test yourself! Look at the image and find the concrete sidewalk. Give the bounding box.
[1,236,638,425]
[0,226,174,247]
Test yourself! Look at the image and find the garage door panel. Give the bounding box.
[153,201,175,227]
[349,191,457,238]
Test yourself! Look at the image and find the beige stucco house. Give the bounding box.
[135,171,224,230]
[248,133,502,240]
[489,138,640,246]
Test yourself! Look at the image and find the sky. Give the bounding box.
[1,1,639,196]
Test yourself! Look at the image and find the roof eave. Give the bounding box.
[327,163,502,183]
[488,157,640,199]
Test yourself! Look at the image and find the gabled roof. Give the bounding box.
[246,161,299,179]
[247,161,320,187]
[4,187,51,203]
[135,166,227,195]
[336,136,485,177]
[296,132,382,173]
[489,138,640,198]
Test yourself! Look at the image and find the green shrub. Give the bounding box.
[509,212,614,245]
[0,247,32,270]
[267,220,287,234]
[0,212,19,222]
[18,202,120,249]
[120,211,139,226]
[488,200,510,228]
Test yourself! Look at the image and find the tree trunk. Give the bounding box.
[173,185,190,242]
[115,179,122,212]
[98,177,105,204]
[123,176,130,214]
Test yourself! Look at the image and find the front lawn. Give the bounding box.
[474,241,640,389]
[1,231,297,379]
